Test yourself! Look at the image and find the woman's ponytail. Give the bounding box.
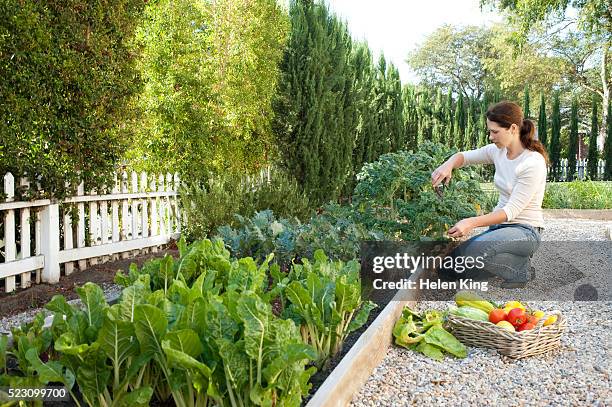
[520,119,549,164]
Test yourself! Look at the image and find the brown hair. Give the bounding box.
[486,101,549,163]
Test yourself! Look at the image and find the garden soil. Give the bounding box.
[0,248,179,319]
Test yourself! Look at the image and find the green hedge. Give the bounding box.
[0,0,145,199]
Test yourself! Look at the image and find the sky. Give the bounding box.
[324,0,503,84]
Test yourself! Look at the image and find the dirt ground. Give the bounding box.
[0,247,179,319]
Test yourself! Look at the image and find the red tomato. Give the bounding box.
[518,322,536,331]
[526,315,539,325]
[507,308,527,327]
[488,309,507,324]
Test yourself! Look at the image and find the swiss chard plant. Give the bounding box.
[275,250,376,369]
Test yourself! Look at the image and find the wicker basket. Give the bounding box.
[447,310,566,359]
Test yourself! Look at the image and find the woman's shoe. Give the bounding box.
[501,267,536,289]
[501,280,527,289]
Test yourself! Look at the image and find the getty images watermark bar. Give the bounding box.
[359,241,611,301]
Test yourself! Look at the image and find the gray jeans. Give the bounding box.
[446,223,542,283]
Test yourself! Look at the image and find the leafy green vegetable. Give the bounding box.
[281,250,376,368]
[393,306,466,360]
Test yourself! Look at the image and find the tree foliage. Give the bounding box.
[407,25,498,99]
[126,0,289,180]
[567,98,579,181]
[0,0,146,199]
[587,96,600,179]
[549,91,562,180]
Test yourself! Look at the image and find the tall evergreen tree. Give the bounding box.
[537,92,548,149]
[478,96,488,147]
[388,64,404,151]
[567,98,579,181]
[431,88,444,143]
[522,85,530,118]
[464,98,476,150]
[453,95,465,149]
[372,54,390,158]
[350,43,376,186]
[443,89,454,146]
[273,0,355,203]
[417,88,432,144]
[549,92,562,181]
[587,96,600,180]
[604,101,612,181]
[403,85,419,151]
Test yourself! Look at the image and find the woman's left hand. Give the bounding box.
[448,218,476,238]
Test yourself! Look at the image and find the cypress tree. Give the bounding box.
[431,88,443,143]
[464,98,475,150]
[603,101,612,180]
[522,85,530,119]
[453,95,464,149]
[273,0,355,204]
[388,64,404,151]
[417,88,432,144]
[478,96,488,147]
[443,89,454,146]
[350,42,375,187]
[403,85,419,151]
[549,92,562,181]
[372,54,390,158]
[567,98,579,181]
[537,92,548,149]
[587,96,600,180]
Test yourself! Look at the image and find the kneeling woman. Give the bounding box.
[431,101,547,288]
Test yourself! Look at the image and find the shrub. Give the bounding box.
[0,0,146,199]
[353,141,486,240]
[180,169,314,241]
[542,181,612,209]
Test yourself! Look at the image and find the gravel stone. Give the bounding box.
[0,282,122,334]
[351,218,612,407]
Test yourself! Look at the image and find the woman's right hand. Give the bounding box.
[431,162,453,187]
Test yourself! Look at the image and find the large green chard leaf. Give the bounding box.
[422,325,467,358]
[347,301,377,333]
[25,348,75,389]
[162,330,212,394]
[55,332,94,356]
[77,352,112,406]
[163,329,203,359]
[236,293,270,365]
[262,343,315,385]
[97,313,137,370]
[176,297,207,332]
[76,283,108,333]
[216,338,249,392]
[134,304,168,359]
[415,341,444,361]
[159,254,174,294]
[227,255,270,293]
[114,387,154,407]
[116,282,149,322]
[45,295,75,319]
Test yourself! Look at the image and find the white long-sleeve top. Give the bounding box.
[460,143,547,228]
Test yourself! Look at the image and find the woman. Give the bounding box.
[431,101,547,288]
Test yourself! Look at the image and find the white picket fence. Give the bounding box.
[0,171,181,293]
[553,158,606,181]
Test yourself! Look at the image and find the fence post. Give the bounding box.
[4,173,16,292]
[40,200,60,284]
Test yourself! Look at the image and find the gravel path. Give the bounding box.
[0,282,122,334]
[352,218,612,407]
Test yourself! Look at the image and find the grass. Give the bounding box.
[479,181,612,210]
